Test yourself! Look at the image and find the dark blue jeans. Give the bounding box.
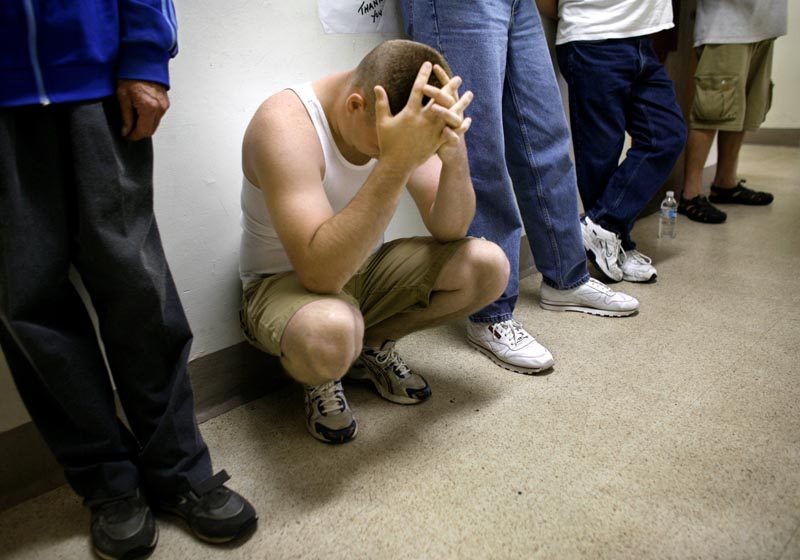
[0,99,212,502]
[557,37,687,250]
[401,0,590,324]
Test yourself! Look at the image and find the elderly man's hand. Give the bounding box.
[116,80,170,140]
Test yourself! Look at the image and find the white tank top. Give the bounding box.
[239,82,379,285]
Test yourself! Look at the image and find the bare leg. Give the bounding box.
[280,299,364,386]
[363,239,509,347]
[682,128,717,198]
[713,130,746,188]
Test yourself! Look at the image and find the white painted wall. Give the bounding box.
[763,2,800,128]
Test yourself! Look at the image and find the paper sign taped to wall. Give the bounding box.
[318,0,402,34]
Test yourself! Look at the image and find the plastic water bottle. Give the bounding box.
[658,190,678,239]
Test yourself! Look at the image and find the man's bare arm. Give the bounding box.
[536,0,559,20]
[407,66,476,240]
[243,63,451,294]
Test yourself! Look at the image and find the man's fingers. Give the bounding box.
[451,90,474,115]
[408,61,433,107]
[422,84,456,109]
[429,104,464,129]
[432,64,450,86]
[128,105,158,140]
[374,85,391,122]
[117,88,135,137]
[456,116,472,135]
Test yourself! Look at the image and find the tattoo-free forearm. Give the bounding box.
[296,160,411,293]
[426,148,475,241]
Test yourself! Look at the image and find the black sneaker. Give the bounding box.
[87,490,158,560]
[156,470,257,544]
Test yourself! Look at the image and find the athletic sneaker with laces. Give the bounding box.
[156,470,257,544]
[539,277,639,316]
[303,380,358,443]
[619,249,657,282]
[581,216,623,282]
[349,341,431,404]
[466,319,554,374]
[87,490,157,560]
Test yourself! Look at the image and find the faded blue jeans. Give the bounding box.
[557,37,687,250]
[400,0,589,324]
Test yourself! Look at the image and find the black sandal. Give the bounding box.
[709,179,774,206]
[678,195,727,224]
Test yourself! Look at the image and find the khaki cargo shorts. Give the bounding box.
[240,236,471,357]
[690,39,775,132]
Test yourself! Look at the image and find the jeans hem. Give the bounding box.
[468,313,514,325]
[542,272,590,290]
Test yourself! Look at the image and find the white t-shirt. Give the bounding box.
[694,0,788,47]
[556,0,674,45]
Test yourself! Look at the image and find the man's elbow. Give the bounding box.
[297,270,345,295]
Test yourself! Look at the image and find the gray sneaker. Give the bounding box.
[539,278,639,317]
[303,380,357,444]
[349,341,431,405]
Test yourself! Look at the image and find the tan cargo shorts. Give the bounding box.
[690,39,775,132]
[240,236,471,357]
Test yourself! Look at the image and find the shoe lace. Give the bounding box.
[586,277,614,295]
[627,250,652,265]
[307,381,346,415]
[492,319,531,346]
[372,343,411,379]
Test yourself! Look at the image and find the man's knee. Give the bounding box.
[458,238,510,302]
[281,299,364,383]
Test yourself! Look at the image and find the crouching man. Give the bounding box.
[239,40,509,443]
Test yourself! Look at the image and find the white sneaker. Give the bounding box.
[466,319,554,374]
[619,249,657,282]
[581,217,623,282]
[539,278,639,317]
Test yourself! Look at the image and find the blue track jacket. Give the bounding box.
[1,0,178,107]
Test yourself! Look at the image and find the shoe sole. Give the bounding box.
[307,419,358,444]
[156,509,259,545]
[94,527,158,560]
[677,208,727,224]
[347,368,430,406]
[539,300,637,317]
[467,339,554,374]
[622,273,657,283]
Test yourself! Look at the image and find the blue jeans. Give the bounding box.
[400,0,589,324]
[557,38,687,250]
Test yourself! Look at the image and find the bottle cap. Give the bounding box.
[666,190,675,197]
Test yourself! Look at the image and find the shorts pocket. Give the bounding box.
[693,74,738,122]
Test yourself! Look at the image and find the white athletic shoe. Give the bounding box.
[619,249,657,282]
[466,319,555,374]
[581,216,623,282]
[539,278,639,317]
